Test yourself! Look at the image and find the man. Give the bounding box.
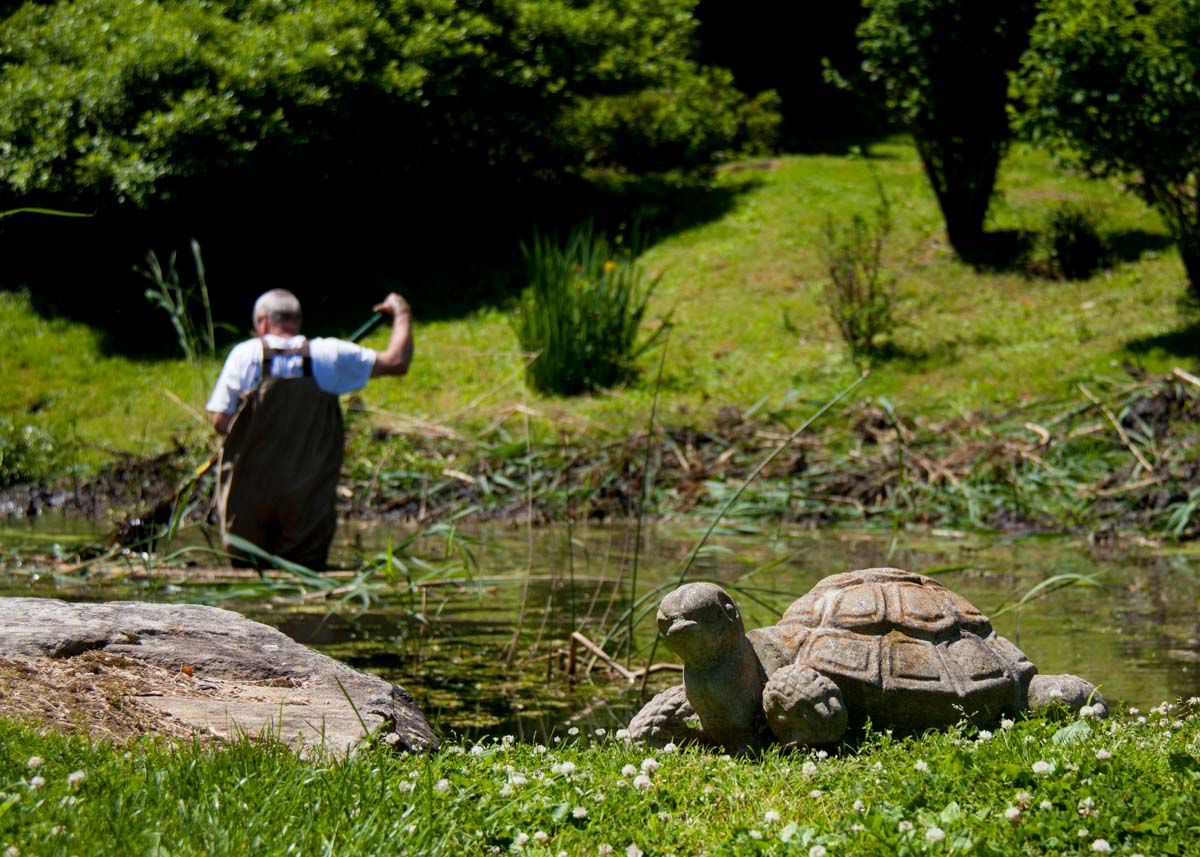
[206,289,412,569]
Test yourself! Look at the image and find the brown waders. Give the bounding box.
[215,341,344,569]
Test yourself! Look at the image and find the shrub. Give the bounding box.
[818,183,897,362]
[511,223,663,395]
[1029,204,1105,281]
[1014,0,1200,294]
[0,0,779,210]
[0,420,59,488]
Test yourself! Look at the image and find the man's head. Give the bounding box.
[252,289,302,335]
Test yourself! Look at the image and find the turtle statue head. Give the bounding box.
[657,582,745,670]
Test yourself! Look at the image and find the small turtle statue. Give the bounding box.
[629,568,1107,752]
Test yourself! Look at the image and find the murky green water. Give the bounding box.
[3,517,1199,741]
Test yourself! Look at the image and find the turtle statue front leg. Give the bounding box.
[762,664,848,748]
[1027,674,1109,718]
[628,685,706,748]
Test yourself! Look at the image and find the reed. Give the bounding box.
[511,221,664,395]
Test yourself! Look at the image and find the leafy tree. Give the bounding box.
[856,0,1037,257]
[1015,0,1200,293]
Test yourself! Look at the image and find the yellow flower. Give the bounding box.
[603,260,618,272]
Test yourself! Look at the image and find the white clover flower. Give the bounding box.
[1040,800,1053,811]
[633,774,653,790]
[626,845,643,857]
[615,729,630,740]
[926,826,946,843]
[1089,839,1111,853]
[534,744,548,754]
[1078,797,1096,816]
[433,778,450,792]
[29,776,44,791]
[852,799,865,812]
[1001,718,1015,730]
[594,792,605,802]
[656,812,670,822]
[815,750,829,760]
[1004,807,1021,822]
[748,830,762,840]
[5,847,18,857]
[498,784,514,797]
[27,757,43,770]
[66,770,85,788]
[914,760,929,773]
[512,774,528,786]
[1137,716,1147,725]
[502,734,515,745]
[1032,761,1053,776]
[534,831,549,843]
[1079,705,1097,719]
[470,744,485,756]
[809,789,822,798]
[640,758,659,773]
[621,764,638,777]
[515,832,530,847]
[1077,828,1089,838]
[898,821,914,832]
[573,806,588,819]
[568,727,580,736]
[1128,707,1139,715]
[977,730,993,741]
[1095,749,1112,760]
[662,742,678,754]
[598,847,613,857]
[764,810,781,823]
[808,847,827,857]
[558,761,577,775]
[595,728,606,737]
[802,761,818,776]
[398,781,415,793]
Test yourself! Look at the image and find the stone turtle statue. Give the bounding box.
[629,568,1107,752]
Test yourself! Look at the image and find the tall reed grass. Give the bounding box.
[511,222,664,395]
[141,239,217,363]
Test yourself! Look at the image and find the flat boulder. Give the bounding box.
[0,597,436,755]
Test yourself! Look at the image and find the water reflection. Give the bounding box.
[3,517,1200,740]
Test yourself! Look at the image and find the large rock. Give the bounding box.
[0,597,436,755]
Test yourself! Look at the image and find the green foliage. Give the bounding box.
[512,222,663,395]
[857,0,1037,255]
[1029,203,1105,281]
[1014,0,1200,292]
[0,0,777,210]
[557,68,780,175]
[141,239,217,362]
[818,180,897,361]
[0,420,60,487]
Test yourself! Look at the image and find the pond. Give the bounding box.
[2,516,1199,742]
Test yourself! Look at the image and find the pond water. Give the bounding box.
[3,517,1199,742]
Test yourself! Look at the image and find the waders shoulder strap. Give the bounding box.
[259,339,313,379]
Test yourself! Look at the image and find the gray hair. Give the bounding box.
[252,289,302,328]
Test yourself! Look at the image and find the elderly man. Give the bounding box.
[206,289,412,569]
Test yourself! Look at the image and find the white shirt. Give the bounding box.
[206,334,376,414]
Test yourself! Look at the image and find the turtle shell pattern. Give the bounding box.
[769,568,1035,728]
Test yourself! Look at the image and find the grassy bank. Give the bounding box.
[2,703,1198,855]
[3,137,1199,535]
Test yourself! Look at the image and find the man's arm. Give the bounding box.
[370,293,413,377]
[211,410,235,435]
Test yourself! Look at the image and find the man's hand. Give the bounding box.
[374,293,411,318]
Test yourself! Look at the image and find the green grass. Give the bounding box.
[1,136,1195,474]
[2,703,1198,855]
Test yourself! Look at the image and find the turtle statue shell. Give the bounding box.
[759,568,1036,731]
